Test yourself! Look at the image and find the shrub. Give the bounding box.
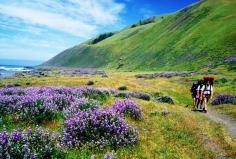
[0,86,111,122]
[0,127,65,158]
[161,109,170,116]
[131,17,156,28]
[91,32,115,44]
[156,96,174,104]
[111,99,142,120]
[83,88,110,102]
[104,151,116,159]
[16,94,58,123]
[60,109,138,149]
[215,78,228,84]
[139,16,156,25]
[212,94,236,105]
[130,92,151,101]
[118,85,127,91]
[0,95,20,115]
[85,80,94,86]
[63,98,99,118]
[113,91,151,101]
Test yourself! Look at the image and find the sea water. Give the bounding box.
[0,59,42,78]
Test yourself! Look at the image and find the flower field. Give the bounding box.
[0,86,142,158]
[0,70,236,158]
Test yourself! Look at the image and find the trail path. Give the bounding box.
[200,107,236,159]
[206,107,236,139]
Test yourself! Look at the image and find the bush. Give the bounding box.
[0,95,20,115]
[83,88,110,102]
[0,127,65,158]
[111,99,142,120]
[16,94,58,123]
[85,80,94,86]
[212,94,236,105]
[64,98,99,118]
[130,92,151,101]
[118,85,127,91]
[113,91,151,101]
[139,17,155,25]
[60,109,138,149]
[0,86,111,122]
[156,96,174,104]
[215,78,228,84]
[130,17,156,28]
[91,32,115,44]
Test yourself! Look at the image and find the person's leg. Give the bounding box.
[203,96,208,113]
[205,96,209,111]
[192,97,196,110]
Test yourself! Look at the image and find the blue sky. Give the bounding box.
[0,0,199,62]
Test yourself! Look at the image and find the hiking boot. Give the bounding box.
[202,108,207,113]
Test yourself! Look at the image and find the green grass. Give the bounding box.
[43,0,236,71]
[1,69,236,158]
[214,104,236,119]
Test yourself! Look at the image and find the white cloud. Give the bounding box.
[0,4,95,37]
[0,0,125,37]
[0,0,125,61]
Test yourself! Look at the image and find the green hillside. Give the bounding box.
[43,0,236,71]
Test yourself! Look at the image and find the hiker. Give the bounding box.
[202,77,214,113]
[190,80,199,110]
[196,80,204,110]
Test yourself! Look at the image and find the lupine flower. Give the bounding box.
[60,109,138,149]
[111,99,143,120]
[212,94,236,105]
[0,127,65,158]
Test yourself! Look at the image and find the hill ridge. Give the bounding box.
[43,0,236,71]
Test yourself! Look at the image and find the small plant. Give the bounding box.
[161,108,170,116]
[104,151,116,159]
[215,77,228,84]
[118,85,127,91]
[130,92,151,101]
[86,80,94,86]
[156,96,174,104]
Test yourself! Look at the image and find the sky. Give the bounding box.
[0,0,199,62]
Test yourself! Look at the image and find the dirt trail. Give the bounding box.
[200,107,236,159]
[206,107,236,139]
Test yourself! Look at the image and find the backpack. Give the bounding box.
[203,76,214,85]
[191,82,198,93]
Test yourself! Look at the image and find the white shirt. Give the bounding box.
[202,85,213,95]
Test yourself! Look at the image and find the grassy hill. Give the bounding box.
[43,0,236,71]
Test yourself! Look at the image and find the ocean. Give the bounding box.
[0,59,42,77]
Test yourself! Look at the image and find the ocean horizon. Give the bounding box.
[0,59,43,77]
[0,59,43,67]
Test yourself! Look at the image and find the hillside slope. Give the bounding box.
[43,0,236,71]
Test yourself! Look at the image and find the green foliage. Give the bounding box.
[90,32,115,44]
[131,16,156,28]
[43,0,236,71]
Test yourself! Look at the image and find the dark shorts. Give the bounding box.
[191,93,197,99]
